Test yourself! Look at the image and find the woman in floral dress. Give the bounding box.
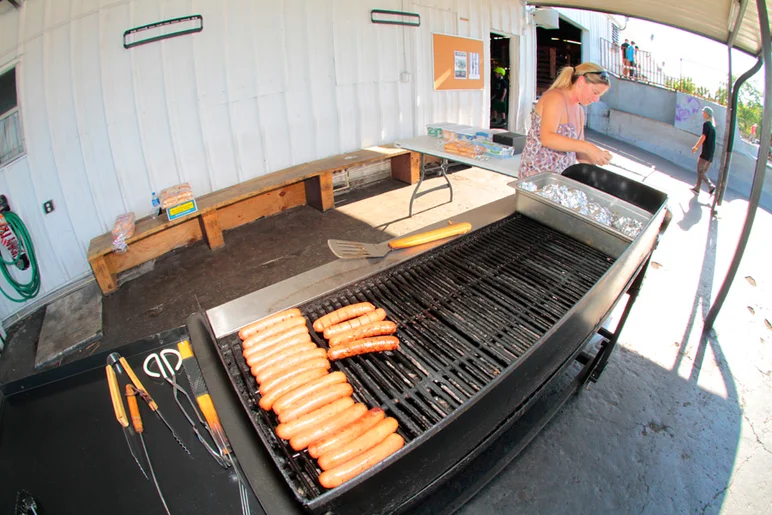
[519,62,613,179]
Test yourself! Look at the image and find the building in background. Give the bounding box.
[0,1,614,324]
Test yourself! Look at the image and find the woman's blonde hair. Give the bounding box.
[549,62,608,90]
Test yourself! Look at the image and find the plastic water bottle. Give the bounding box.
[151,191,161,219]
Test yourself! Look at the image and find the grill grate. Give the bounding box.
[216,213,615,504]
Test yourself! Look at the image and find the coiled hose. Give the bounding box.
[0,211,40,302]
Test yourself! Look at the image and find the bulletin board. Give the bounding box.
[432,33,485,91]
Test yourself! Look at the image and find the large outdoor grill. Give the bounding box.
[191,166,669,515]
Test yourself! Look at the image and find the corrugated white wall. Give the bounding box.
[0,0,612,323]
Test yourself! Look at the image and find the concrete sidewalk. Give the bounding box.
[459,132,772,514]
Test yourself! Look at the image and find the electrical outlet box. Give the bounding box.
[43,200,54,214]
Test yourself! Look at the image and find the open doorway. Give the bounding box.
[490,33,510,129]
[536,18,583,96]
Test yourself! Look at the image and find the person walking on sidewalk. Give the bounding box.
[691,106,717,195]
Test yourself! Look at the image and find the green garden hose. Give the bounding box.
[0,211,40,302]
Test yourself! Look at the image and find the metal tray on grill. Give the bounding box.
[514,172,652,258]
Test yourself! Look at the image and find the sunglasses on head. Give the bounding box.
[580,70,610,84]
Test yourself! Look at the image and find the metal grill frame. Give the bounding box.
[203,199,667,515]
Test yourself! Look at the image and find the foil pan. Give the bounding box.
[513,173,653,256]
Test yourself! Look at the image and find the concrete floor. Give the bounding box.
[2,131,771,514]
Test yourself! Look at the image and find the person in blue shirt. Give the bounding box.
[625,42,636,79]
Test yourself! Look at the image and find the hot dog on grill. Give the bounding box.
[245,333,312,367]
[276,397,355,441]
[308,407,386,459]
[278,383,354,424]
[313,303,375,333]
[318,433,404,489]
[258,368,328,411]
[272,371,347,415]
[328,321,397,348]
[239,308,302,340]
[327,336,400,361]
[255,348,328,384]
[242,316,308,348]
[250,342,318,377]
[259,358,330,396]
[243,325,310,359]
[323,309,387,339]
[289,403,368,451]
[317,417,399,471]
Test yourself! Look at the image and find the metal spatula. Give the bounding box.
[328,222,473,259]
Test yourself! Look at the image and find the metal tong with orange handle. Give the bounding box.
[105,365,148,479]
[126,384,170,515]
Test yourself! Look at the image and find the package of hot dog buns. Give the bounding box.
[159,182,194,210]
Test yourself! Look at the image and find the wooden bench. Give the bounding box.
[88,146,419,295]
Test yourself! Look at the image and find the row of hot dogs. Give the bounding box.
[237,303,403,489]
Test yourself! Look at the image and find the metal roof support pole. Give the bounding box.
[712,56,764,211]
[704,0,771,331]
[714,0,752,210]
[714,47,733,209]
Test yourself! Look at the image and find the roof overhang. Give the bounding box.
[530,0,770,56]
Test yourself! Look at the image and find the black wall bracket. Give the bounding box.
[123,15,203,49]
[371,9,420,27]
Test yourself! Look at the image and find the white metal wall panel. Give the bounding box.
[130,1,181,192]
[192,0,239,190]
[71,12,126,230]
[44,24,104,253]
[21,36,87,279]
[160,0,212,195]
[0,7,20,66]
[99,2,152,214]
[306,0,341,158]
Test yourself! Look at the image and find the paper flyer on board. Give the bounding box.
[469,52,480,80]
[454,51,467,79]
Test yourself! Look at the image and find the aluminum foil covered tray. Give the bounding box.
[514,173,653,257]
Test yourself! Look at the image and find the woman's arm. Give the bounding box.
[538,92,610,165]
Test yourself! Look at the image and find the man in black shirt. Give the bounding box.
[691,106,717,195]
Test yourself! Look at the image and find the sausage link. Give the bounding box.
[323,309,387,339]
[276,397,354,440]
[258,368,328,411]
[328,336,400,361]
[318,433,404,489]
[309,407,386,459]
[243,325,309,358]
[328,321,397,348]
[255,348,328,384]
[245,333,312,367]
[259,358,331,396]
[273,371,348,415]
[242,316,308,348]
[277,383,354,424]
[312,303,375,333]
[250,342,318,377]
[317,417,399,471]
[289,403,368,451]
[238,308,302,340]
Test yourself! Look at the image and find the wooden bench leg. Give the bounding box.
[305,171,335,211]
[90,255,117,295]
[200,211,225,249]
[391,151,420,185]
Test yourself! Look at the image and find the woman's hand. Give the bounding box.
[582,143,612,165]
